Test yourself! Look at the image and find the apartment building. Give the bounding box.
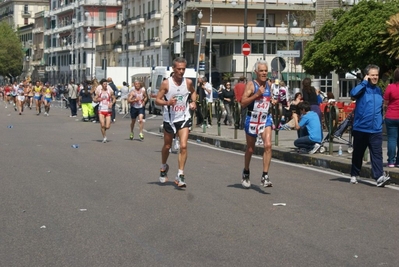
[43,0,121,84]
[0,0,48,28]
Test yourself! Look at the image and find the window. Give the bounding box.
[256,13,274,27]
[315,73,333,94]
[24,5,28,14]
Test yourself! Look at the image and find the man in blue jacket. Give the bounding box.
[350,64,390,187]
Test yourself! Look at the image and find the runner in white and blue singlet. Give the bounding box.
[240,60,278,189]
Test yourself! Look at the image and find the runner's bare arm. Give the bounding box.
[240,82,256,108]
[155,79,172,106]
[186,79,197,110]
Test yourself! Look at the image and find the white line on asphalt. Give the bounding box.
[145,130,399,191]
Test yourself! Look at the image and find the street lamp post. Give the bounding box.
[85,12,94,80]
[209,1,213,85]
[101,0,107,78]
[117,0,128,84]
[231,0,247,78]
[263,1,266,60]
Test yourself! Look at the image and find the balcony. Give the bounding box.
[21,11,31,18]
[174,25,315,40]
[151,11,161,20]
[150,37,161,48]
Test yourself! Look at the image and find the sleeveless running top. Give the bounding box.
[98,88,112,112]
[34,86,41,96]
[44,88,51,98]
[162,77,191,124]
[247,81,272,135]
[131,88,145,109]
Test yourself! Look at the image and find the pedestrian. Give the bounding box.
[383,67,399,168]
[201,77,213,127]
[128,80,147,141]
[221,81,235,126]
[67,79,78,117]
[95,78,116,143]
[79,81,95,122]
[240,60,277,189]
[195,77,205,126]
[292,101,322,154]
[107,77,118,122]
[234,76,247,130]
[350,64,390,187]
[119,81,130,115]
[155,57,197,188]
[302,77,322,123]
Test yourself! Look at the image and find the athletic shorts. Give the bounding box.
[44,98,52,103]
[34,95,41,100]
[99,111,112,117]
[163,119,192,134]
[130,107,145,119]
[244,114,273,138]
[17,95,25,102]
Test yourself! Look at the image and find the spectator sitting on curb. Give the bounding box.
[292,101,322,154]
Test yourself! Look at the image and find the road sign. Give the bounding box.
[194,27,207,46]
[277,50,300,57]
[242,42,251,56]
[271,57,286,72]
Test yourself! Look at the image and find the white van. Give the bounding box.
[148,66,197,114]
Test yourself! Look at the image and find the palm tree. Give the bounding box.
[222,72,234,82]
[380,13,399,60]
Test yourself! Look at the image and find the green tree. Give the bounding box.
[302,0,399,77]
[0,22,24,81]
[379,13,399,60]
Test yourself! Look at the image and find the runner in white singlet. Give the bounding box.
[95,78,116,143]
[240,60,278,189]
[127,80,147,140]
[155,57,197,188]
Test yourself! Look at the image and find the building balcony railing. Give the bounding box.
[21,11,32,18]
[173,25,315,39]
[183,0,316,7]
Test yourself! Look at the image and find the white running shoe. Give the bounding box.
[241,169,251,189]
[350,176,358,184]
[159,164,169,183]
[261,175,273,187]
[376,173,390,187]
[309,143,321,154]
[102,137,107,143]
[174,174,186,188]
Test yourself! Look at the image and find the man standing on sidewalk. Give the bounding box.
[349,64,390,187]
[240,60,277,189]
[107,77,118,122]
[67,79,78,117]
[234,76,246,130]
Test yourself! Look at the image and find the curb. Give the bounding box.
[189,132,399,185]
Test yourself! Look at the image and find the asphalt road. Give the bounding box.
[1,102,399,267]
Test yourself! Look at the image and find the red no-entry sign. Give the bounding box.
[242,42,251,56]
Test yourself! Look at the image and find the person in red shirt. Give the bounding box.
[234,76,247,130]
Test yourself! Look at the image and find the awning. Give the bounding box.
[281,72,308,81]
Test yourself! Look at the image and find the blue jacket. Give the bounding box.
[350,80,383,133]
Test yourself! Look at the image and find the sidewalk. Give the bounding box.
[188,122,399,185]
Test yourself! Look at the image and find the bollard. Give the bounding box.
[324,103,338,155]
[214,99,222,136]
[202,99,208,133]
[271,103,282,146]
[233,101,241,139]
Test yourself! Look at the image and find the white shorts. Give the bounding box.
[17,95,25,102]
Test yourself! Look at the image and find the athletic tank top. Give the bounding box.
[131,88,145,109]
[248,81,271,114]
[44,88,51,98]
[99,89,112,111]
[163,77,190,124]
[34,86,41,96]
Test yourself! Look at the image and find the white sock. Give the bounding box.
[178,169,184,176]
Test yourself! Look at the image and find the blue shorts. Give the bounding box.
[130,107,145,119]
[244,114,273,138]
[34,95,42,100]
[44,98,52,103]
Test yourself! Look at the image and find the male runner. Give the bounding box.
[241,60,277,189]
[128,80,147,140]
[33,81,42,115]
[155,57,197,188]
